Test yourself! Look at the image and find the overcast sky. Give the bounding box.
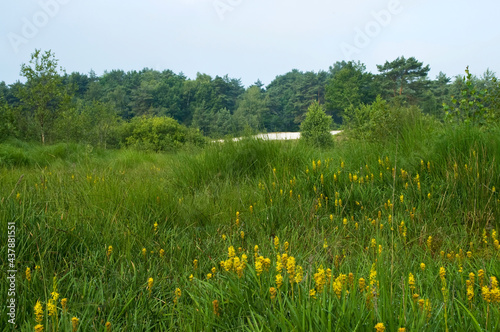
[1,0,499,87]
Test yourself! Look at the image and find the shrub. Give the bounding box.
[343,96,424,142]
[123,116,206,152]
[300,101,333,147]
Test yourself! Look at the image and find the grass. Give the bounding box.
[1,124,500,331]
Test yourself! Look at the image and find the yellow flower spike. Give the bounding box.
[212,299,220,316]
[240,231,245,240]
[286,256,296,280]
[274,236,279,250]
[478,269,485,288]
[412,293,420,303]
[26,267,31,282]
[147,278,154,294]
[269,287,277,301]
[466,279,474,303]
[398,328,406,332]
[289,189,293,198]
[228,246,236,258]
[400,195,404,203]
[409,273,416,293]
[294,266,304,283]
[34,300,43,323]
[34,324,44,332]
[153,222,158,233]
[189,274,194,281]
[142,248,147,258]
[355,222,359,230]
[309,288,317,298]
[222,234,226,241]
[193,259,198,269]
[427,193,431,199]
[439,267,446,280]
[255,260,263,276]
[323,239,328,249]
[61,298,67,313]
[276,274,283,289]
[71,317,79,332]
[211,267,216,274]
[426,236,432,250]
[159,249,165,257]
[420,263,426,271]
[374,322,385,332]
[249,205,253,213]
[107,246,113,258]
[105,322,112,332]
[467,251,472,258]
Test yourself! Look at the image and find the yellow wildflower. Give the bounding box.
[142,248,146,257]
[72,317,79,332]
[147,278,153,294]
[34,300,43,323]
[240,231,245,240]
[34,324,44,332]
[269,287,277,301]
[276,274,283,289]
[26,267,31,282]
[105,322,112,332]
[212,299,220,316]
[286,256,296,279]
[189,274,194,281]
[274,236,279,250]
[374,323,385,332]
[228,246,236,258]
[309,289,317,298]
[61,298,67,313]
[478,269,485,288]
[294,266,303,283]
[255,260,263,276]
[284,241,289,252]
[222,234,227,241]
[409,273,416,293]
[359,278,366,292]
[466,279,474,303]
[159,249,165,257]
[173,288,181,305]
[47,299,57,317]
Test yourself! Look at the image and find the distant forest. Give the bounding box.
[1,50,498,148]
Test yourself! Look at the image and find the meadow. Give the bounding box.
[1,123,500,331]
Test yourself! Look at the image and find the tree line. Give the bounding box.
[0,50,498,149]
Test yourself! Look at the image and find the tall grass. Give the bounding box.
[1,124,499,331]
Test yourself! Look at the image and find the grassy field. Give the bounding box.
[1,124,500,331]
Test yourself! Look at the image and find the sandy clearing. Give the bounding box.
[215,131,342,142]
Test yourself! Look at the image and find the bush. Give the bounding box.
[122,116,206,152]
[343,96,425,142]
[300,101,333,147]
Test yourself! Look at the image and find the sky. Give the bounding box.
[1,0,499,87]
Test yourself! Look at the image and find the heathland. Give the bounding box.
[1,121,499,331]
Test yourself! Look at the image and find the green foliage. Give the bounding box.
[377,56,430,103]
[343,96,427,142]
[0,99,18,141]
[123,115,206,152]
[325,61,375,123]
[444,66,499,126]
[17,49,73,144]
[300,101,333,147]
